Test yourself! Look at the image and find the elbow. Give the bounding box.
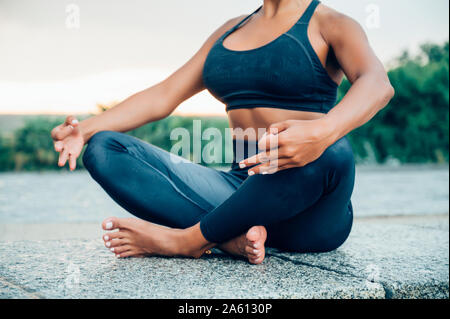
[377,77,395,109]
[384,81,395,101]
[152,102,173,121]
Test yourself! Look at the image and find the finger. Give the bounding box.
[50,115,78,140]
[268,120,291,135]
[250,158,291,175]
[54,141,64,152]
[68,154,77,171]
[52,124,75,141]
[258,132,281,152]
[272,163,298,173]
[240,152,268,167]
[64,115,79,127]
[58,149,69,167]
[239,148,281,168]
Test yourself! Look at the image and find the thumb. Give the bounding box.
[64,115,79,128]
[51,123,76,141]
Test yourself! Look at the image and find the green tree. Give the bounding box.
[340,41,449,163]
[0,41,448,171]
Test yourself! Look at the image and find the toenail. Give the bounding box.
[110,248,114,252]
[253,249,258,254]
[253,243,259,248]
[104,235,109,241]
[116,254,120,258]
[106,242,111,247]
[105,221,113,229]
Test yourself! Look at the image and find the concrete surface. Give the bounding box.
[1,167,448,223]
[0,215,448,299]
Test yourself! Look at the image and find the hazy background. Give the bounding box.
[0,0,448,170]
[1,0,449,115]
[0,3,448,293]
[0,1,448,230]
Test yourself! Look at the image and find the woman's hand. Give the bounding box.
[239,119,336,175]
[51,115,85,171]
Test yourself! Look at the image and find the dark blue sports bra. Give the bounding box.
[202,0,338,113]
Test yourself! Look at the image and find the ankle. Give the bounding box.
[176,226,214,258]
[164,228,188,256]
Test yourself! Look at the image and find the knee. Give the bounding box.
[323,137,355,177]
[82,131,124,172]
[304,137,355,196]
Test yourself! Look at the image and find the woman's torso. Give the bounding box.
[202,0,344,139]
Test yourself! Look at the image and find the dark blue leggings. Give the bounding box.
[83,131,355,252]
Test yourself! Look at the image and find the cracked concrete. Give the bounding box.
[0,215,448,299]
[273,217,449,299]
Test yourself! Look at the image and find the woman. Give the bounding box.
[51,0,394,264]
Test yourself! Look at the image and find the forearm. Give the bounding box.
[79,83,173,143]
[321,74,395,143]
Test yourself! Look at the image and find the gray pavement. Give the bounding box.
[1,167,448,223]
[0,215,448,299]
[1,168,448,299]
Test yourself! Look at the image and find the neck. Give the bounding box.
[262,0,308,17]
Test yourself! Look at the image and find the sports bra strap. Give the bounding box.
[227,1,319,36]
[298,0,321,25]
[229,5,263,33]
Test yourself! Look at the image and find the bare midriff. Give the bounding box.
[228,107,326,140]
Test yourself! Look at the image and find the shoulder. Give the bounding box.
[314,4,367,44]
[191,13,253,62]
[225,14,249,28]
[208,14,249,40]
[196,13,250,54]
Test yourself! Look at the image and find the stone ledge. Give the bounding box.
[0,215,448,299]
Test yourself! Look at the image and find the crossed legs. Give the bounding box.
[83,131,355,264]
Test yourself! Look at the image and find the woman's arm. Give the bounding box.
[77,16,246,142]
[241,11,395,174]
[318,11,395,143]
[51,15,246,170]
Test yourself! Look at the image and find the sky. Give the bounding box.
[0,0,448,115]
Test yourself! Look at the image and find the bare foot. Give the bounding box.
[101,217,186,258]
[219,226,267,265]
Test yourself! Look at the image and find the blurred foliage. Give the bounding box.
[0,42,448,171]
[342,41,449,164]
[0,118,64,171]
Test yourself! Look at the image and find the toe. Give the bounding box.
[103,231,126,242]
[112,245,132,255]
[105,238,128,248]
[116,250,139,258]
[245,226,261,243]
[102,217,121,230]
[249,254,265,265]
[244,245,259,257]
